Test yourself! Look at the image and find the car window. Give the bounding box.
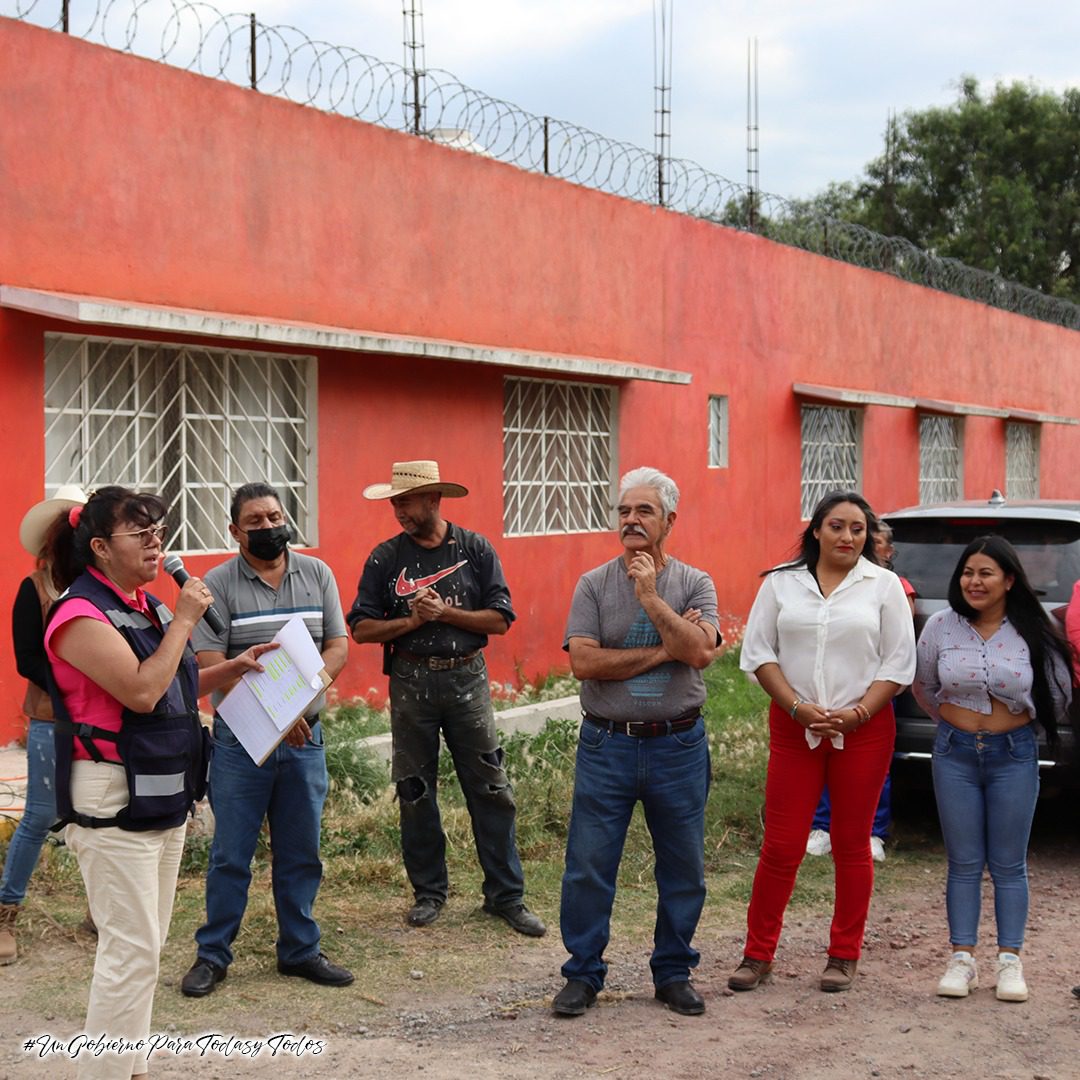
[887,519,1080,605]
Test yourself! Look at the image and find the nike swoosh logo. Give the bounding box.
[394,560,469,597]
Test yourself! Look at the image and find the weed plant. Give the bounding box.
[1,646,941,1027]
[1,649,770,896]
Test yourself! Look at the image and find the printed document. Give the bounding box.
[217,615,332,764]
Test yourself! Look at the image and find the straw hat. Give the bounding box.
[362,461,468,500]
[19,484,89,556]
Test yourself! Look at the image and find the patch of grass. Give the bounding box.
[5,644,945,1026]
[491,670,580,710]
[325,698,391,739]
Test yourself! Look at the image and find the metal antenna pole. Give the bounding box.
[653,0,673,207]
[746,37,759,229]
[403,0,426,136]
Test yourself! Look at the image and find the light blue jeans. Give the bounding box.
[0,719,57,906]
[931,720,1040,951]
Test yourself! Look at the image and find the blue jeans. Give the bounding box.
[389,653,525,907]
[195,716,328,968]
[931,720,1039,951]
[812,774,892,839]
[0,719,58,906]
[560,717,711,991]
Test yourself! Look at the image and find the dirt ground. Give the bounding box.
[4,842,1080,1080]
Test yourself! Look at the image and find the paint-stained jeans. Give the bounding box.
[0,718,58,906]
[389,653,525,907]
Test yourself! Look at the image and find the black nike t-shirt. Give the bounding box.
[347,522,516,655]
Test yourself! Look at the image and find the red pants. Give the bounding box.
[743,701,895,963]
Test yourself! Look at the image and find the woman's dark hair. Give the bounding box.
[765,490,881,576]
[38,510,80,593]
[44,486,167,579]
[947,535,1074,745]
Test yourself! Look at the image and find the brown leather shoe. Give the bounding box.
[728,957,773,991]
[0,903,18,965]
[820,956,857,992]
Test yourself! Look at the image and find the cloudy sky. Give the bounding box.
[241,0,1080,201]
[19,0,1078,200]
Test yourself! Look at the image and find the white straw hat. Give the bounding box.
[362,461,468,500]
[19,484,89,556]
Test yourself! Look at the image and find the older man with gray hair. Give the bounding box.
[553,466,719,1018]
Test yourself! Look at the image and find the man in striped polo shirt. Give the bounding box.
[180,483,352,997]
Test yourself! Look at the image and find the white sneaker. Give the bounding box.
[806,829,832,856]
[937,951,978,997]
[995,953,1028,1002]
[870,836,886,863]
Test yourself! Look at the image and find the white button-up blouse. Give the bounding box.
[740,557,917,710]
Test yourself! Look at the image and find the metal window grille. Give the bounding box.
[800,405,860,519]
[44,334,316,552]
[919,414,963,503]
[502,377,616,536]
[1005,422,1040,499]
[708,395,729,468]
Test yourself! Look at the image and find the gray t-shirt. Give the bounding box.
[563,555,719,721]
[192,550,348,718]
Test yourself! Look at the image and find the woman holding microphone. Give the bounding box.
[44,486,274,1080]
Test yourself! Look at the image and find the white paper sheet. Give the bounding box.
[217,615,331,765]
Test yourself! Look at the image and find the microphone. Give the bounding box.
[162,554,228,636]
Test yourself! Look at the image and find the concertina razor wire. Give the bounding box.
[6,0,1080,333]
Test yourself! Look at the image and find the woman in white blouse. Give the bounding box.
[913,535,1072,1003]
[728,491,916,993]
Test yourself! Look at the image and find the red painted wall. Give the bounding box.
[3,18,1080,741]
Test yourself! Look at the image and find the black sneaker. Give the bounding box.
[277,951,354,987]
[406,898,444,927]
[482,902,546,937]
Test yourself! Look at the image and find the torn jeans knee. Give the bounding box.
[396,776,428,804]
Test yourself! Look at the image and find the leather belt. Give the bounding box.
[583,709,701,738]
[394,648,481,671]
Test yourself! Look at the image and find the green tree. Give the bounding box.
[844,77,1080,301]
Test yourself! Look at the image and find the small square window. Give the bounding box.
[708,395,729,469]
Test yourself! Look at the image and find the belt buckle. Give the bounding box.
[429,656,451,671]
[625,721,646,738]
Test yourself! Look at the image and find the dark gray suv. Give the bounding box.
[884,492,1080,773]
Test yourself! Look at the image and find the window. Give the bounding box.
[919,413,963,503]
[1005,422,1040,499]
[800,405,860,519]
[708,395,729,468]
[502,377,616,536]
[44,334,316,552]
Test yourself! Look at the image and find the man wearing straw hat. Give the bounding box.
[349,461,545,937]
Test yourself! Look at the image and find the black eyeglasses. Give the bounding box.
[110,524,168,547]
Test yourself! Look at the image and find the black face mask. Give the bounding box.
[246,525,291,561]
